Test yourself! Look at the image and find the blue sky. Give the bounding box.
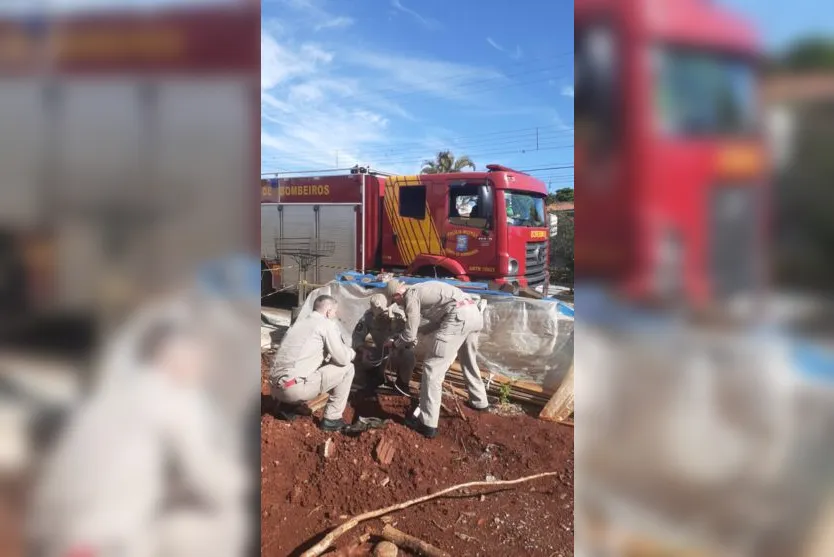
[261,0,575,191]
[721,0,834,51]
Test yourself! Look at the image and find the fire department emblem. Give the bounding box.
[455,234,469,252]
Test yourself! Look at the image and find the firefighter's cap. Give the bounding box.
[369,293,388,315]
[384,279,404,300]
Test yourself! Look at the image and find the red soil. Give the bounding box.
[261,362,574,557]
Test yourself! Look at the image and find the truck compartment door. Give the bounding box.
[276,205,317,289]
[0,82,43,226]
[315,205,358,284]
[58,81,143,311]
[261,204,280,262]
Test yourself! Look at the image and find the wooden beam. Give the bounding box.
[539,363,573,422]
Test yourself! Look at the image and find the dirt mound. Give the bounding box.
[261,362,574,557]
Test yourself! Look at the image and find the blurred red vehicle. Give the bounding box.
[575,0,768,308]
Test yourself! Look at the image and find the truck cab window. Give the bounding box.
[449,184,491,229]
[399,185,426,219]
[504,191,545,228]
[575,23,620,154]
[652,46,757,137]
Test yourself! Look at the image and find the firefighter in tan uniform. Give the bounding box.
[352,293,416,393]
[28,307,247,557]
[269,295,356,431]
[385,280,490,438]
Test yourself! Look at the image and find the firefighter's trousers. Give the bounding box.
[271,363,355,421]
[418,303,489,428]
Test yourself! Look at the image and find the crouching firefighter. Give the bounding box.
[352,293,416,395]
[269,295,356,432]
[384,280,490,438]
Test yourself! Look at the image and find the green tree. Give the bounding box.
[545,188,574,205]
[767,36,834,289]
[420,150,476,174]
[550,213,574,285]
[779,37,834,70]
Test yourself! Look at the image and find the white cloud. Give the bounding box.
[261,27,411,172]
[391,0,440,30]
[260,22,552,175]
[561,85,575,98]
[261,30,333,90]
[342,49,503,102]
[267,0,354,33]
[554,112,572,131]
[487,37,522,60]
[487,37,505,53]
[314,15,354,31]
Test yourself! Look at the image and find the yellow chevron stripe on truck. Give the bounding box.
[383,180,410,262]
[398,175,443,255]
[384,175,444,265]
[394,175,429,257]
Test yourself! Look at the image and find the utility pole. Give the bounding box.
[536,127,539,150]
[336,150,339,167]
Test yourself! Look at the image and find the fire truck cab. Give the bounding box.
[381,165,550,288]
[575,0,766,307]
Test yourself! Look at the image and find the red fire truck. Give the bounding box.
[575,0,767,307]
[0,6,259,335]
[261,165,551,295]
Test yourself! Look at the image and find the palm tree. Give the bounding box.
[420,150,476,174]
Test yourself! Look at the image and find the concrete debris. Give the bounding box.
[375,436,396,467]
[320,438,334,459]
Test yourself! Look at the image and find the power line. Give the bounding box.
[262,125,574,164]
[261,167,357,176]
[263,129,574,164]
[516,164,575,172]
[363,143,573,168]
[264,150,575,177]
[354,130,572,160]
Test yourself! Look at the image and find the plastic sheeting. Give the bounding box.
[297,280,574,390]
[576,288,834,556]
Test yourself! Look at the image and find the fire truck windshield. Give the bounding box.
[504,192,546,227]
[653,46,757,137]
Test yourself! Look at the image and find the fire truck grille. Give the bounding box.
[525,241,548,286]
[709,186,759,299]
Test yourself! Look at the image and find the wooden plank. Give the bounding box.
[412,369,551,407]
[449,361,551,396]
[409,359,562,408]
[303,393,329,413]
[539,363,573,422]
[444,370,550,403]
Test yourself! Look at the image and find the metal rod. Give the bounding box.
[260,203,361,207]
[261,168,357,176]
[360,170,366,274]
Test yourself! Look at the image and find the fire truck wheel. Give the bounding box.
[415,266,453,279]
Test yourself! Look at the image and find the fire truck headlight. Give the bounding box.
[508,258,519,275]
